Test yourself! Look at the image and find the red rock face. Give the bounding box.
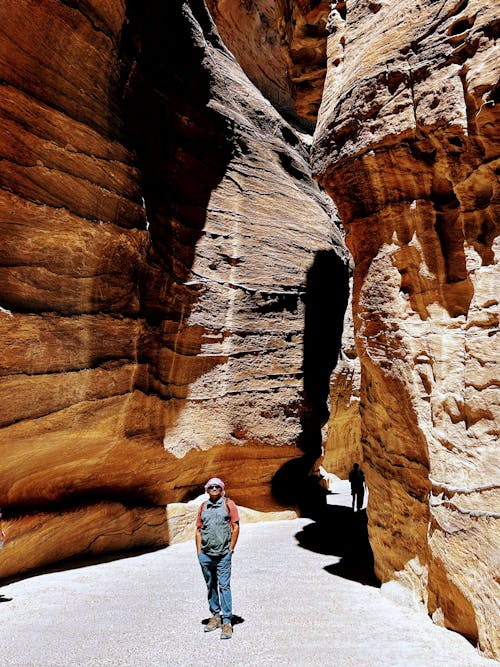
[313,0,499,657]
[206,0,330,128]
[0,0,153,576]
[1,1,497,657]
[0,0,347,579]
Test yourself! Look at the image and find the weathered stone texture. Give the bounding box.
[206,0,330,127]
[313,0,499,656]
[0,0,347,579]
[1,0,497,656]
[324,286,362,476]
[0,503,168,582]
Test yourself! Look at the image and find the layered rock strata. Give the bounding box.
[1,0,496,657]
[206,0,330,128]
[313,0,499,656]
[0,0,348,580]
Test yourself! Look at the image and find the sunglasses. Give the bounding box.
[207,485,222,490]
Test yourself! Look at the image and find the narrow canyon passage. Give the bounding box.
[1,506,495,667]
[0,0,497,658]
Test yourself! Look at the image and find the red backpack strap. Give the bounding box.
[224,497,235,529]
[197,501,207,524]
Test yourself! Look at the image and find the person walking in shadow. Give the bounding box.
[348,463,366,512]
[195,478,240,640]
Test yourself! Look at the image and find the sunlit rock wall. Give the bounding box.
[324,284,362,476]
[206,0,330,128]
[313,0,499,656]
[0,0,347,580]
[205,0,357,477]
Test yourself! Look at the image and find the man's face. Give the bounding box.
[207,484,223,501]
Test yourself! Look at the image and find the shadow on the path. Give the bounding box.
[273,459,379,588]
[295,505,380,588]
[202,615,245,627]
[270,246,377,585]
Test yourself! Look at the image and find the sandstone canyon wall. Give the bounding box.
[313,0,499,656]
[0,0,348,580]
[0,0,498,658]
[203,1,363,477]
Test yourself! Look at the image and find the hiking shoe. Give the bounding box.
[204,616,222,632]
[220,623,233,639]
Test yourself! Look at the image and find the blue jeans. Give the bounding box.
[198,551,233,623]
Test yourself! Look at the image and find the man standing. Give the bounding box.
[196,477,240,639]
[348,463,365,512]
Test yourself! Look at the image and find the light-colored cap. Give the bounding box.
[205,477,225,491]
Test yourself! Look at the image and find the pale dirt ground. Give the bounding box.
[0,479,496,667]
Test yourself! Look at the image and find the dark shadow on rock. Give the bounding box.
[300,249,350,458]
[120,0,235,446]
[295,506,380,587]
[272,250,349,516]
[122,0,234,325]
[271,455,329,520]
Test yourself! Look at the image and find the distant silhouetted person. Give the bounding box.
[349,463,365,511]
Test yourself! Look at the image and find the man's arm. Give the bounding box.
[195,504,203,555]
[229,522,239,552]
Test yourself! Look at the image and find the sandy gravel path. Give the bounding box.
[0,509,496,667]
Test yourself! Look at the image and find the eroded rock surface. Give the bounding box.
[0,0,497,658]
[206,0,330,127]
[0,0,347,579]
[324,287,362,476]
[313,0,499,656]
